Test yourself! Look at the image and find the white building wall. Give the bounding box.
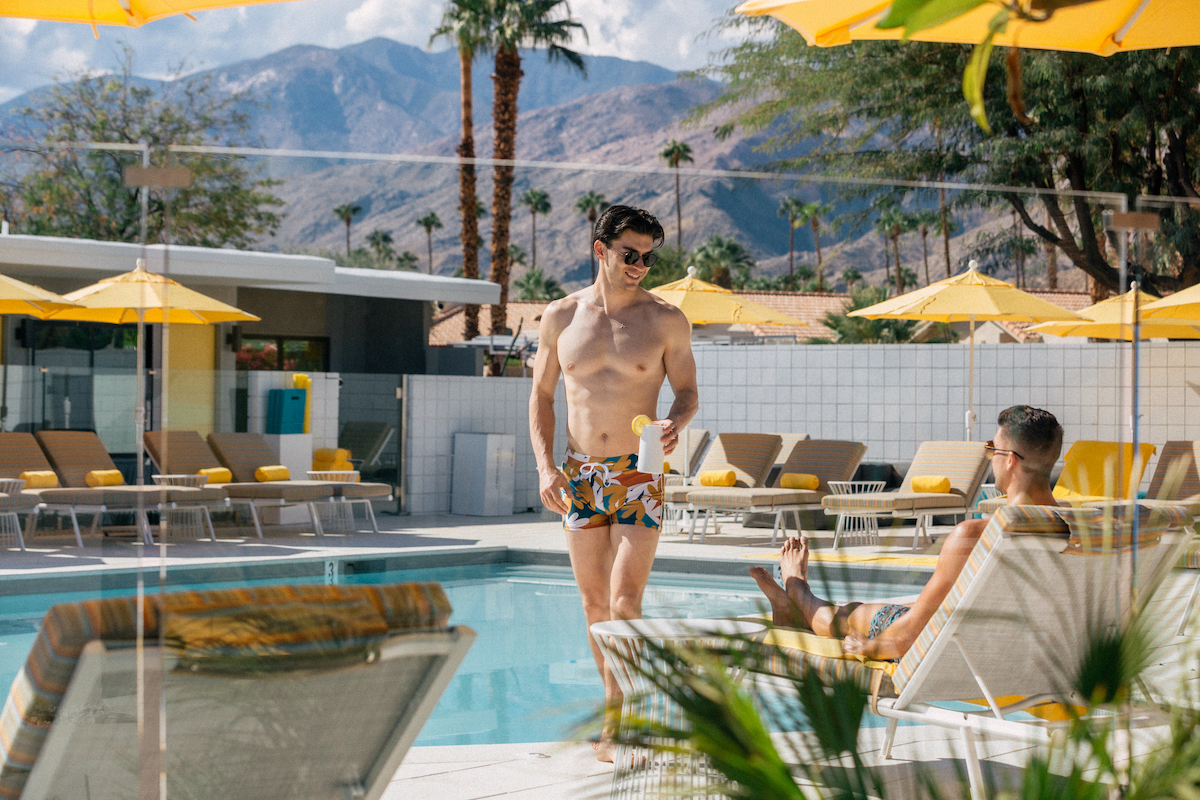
[403,341,1200,515]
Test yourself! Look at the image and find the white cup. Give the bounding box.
[637,424,665,475]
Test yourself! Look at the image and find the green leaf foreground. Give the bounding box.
[878,0,990,36]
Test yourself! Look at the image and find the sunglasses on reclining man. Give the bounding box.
[985,440,1024,460]
[610,245,658,268]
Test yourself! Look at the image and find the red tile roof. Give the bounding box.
[429,302,549,346]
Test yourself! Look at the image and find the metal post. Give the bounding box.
[966,316,977,441]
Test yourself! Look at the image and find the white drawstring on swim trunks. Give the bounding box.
[578,461,615,513]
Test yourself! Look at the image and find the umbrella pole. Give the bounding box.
[1130,283,1141,606]
[966,316,977,441]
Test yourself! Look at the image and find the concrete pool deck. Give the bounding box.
[4,510,1198,800]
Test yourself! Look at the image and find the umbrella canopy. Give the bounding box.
[4,0,303,28]
[46,261,260,325]
[736,0,1200,57]
[650,267,807,326]
[1141,281,1200,322]
[0,274,81,318]
[850,264,1081,439]
[1028,289,1200,340]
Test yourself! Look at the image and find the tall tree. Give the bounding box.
[794,201,830,292]
[877,208,915,295]
[692,233,755,290]
[334,203,362,256]
[660,139,694,250]
[519,187,551,270]
[841,268,863,290]
[514,266,565,301]
[8,47,282,247]
[574,191,609,281]
[777,196,804,289]
[484,0,586,361]
[915,210,940,286]
[417,211,444,274]
[432,0,493,340]
[366,228,396,269]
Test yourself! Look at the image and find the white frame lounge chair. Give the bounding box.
[682,439,867,547]
[821,441,990,551]
[0,582,474,800]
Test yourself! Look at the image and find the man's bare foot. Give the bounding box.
[593,737,617,763]
[780,536,810,582]
[749,566,806,628]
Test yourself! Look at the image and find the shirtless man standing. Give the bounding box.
[529,205,698,762]
[751,405,1062,662]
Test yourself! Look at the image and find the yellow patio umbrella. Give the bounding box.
[44,259,260,489]
[4,0,304,30]
[1141,281,1200,323]
[0,274,81,317]
[1028,289,1200,340]
[736,0,1200,56]
[850,262,1082,439]
[650,267,807,326]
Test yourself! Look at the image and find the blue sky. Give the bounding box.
[0,0,741,102]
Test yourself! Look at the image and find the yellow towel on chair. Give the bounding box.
[255,465,291,482]
[199,467,233,484]
[912,475,951,493]
[85,469,124,487]
[764,628,897,674]
[19,470,58,489]
[700,469,736,487]
[780,473,820,491]
[314,447,351,463]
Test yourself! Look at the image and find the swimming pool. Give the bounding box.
[0,561,919,746]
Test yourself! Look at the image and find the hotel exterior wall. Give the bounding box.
[403,342,1200,515]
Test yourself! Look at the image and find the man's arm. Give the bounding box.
[656,307,698,456]
[530,302,570,514]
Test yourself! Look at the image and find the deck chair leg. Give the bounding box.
[140,511,155,546]
[203,508,217,542]
[699,509,713,544]
[771,510,782,548]
[688,506,699,543]
[912,515,927,552]
[18,509,35,551]
[832,513,846,549]
[1178,570,1200,636]
[792,510,803,540]
[68,509,84,547]
[881,717,899,759]
[364,500,379,534]
[961,727,987,800]
[309,502,325,537]
[248,502,264,539]
[88,511,101,537]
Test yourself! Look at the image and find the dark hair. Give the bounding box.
[997,405,1063,476]
[593,205,665,249]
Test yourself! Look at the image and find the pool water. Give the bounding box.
[0,563,916,746]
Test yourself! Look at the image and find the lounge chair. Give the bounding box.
[821,441,990,551]
[35,430,226,545]
[0,581,474,800]
[339,420,395,468]
[975,439,1159,514]
[1134,441,1200,634]
[661,433,783,542]
[681,439,867,547]
[0,432,112,547]
[749,503,1194,800]
[662,427,711,483]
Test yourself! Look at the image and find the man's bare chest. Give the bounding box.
[557,317,665,378]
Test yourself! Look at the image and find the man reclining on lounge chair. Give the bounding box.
[750,405,1062,662]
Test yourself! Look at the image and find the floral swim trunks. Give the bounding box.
[561,449,664,531]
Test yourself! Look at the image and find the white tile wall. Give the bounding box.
[403,341,1200,513]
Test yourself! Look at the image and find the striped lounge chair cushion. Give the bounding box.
[772,433,811,468]
[684,487,820,508]
[693,433,782,488]
[23,487,106,506]
[975,495,1007,513]
[34,431,121,489]
[103,485,228,505]
[144,430,224,474]
[221,481,334,500]
[0,583,451,800]
[775,439,867,491]
[329,482,392,499]
[207,432,286,484]
[822,441,987,515]
[823,491,971,513]
[0,493,38,511]
[1179,538,1200,569]
[0,433,55,480]
[663,428,710,477]
[1147,442,1200,501]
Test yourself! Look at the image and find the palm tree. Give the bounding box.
[514,267,565,301]
[485,0,586,348]
[333,203,362,256]
[795,201,831,291]
[916,210,940,287]
[519,188,551,270]
[365,228,395,269]
[692,233,755,290]
[660,139,693,250]
[417,211,444,274]
[508,242,526,268]
[841,268,862,290]
[777,197,804,289]
[574,191,608,281]
[877,208,914,295]
[396,250,419,271]
[432,0,492,339]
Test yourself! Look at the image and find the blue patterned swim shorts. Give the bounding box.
[868,604,910,639]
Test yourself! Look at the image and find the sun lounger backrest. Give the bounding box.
[773,440,867,491]
[897,441,988,498]
[1056,440,1158,500]
[34,431,121,488]
[1147,441,1200,500]
[893,503,1193,706]
[145,430,224,475]
[338,421,395,466]
[0,432,54,479]
[1,582,457,800]
[772,433,811,468]
[697,434,782,488]
[663,428,710,476]
[207,432,283,483]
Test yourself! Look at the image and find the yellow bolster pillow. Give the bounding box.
[85,469,124,488]
[912,475,951,493]
[699,469,737,487]
[255,465,291,482]
[314,447,351,463]
[199,467,233,484]
[331,460,354,472]
[780,473,820,491]
[20,470,58,489]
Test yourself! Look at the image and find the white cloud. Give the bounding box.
[344,0,442,44]
[47,45,91,76]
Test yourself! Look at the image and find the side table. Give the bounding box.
[827,480,887,548]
